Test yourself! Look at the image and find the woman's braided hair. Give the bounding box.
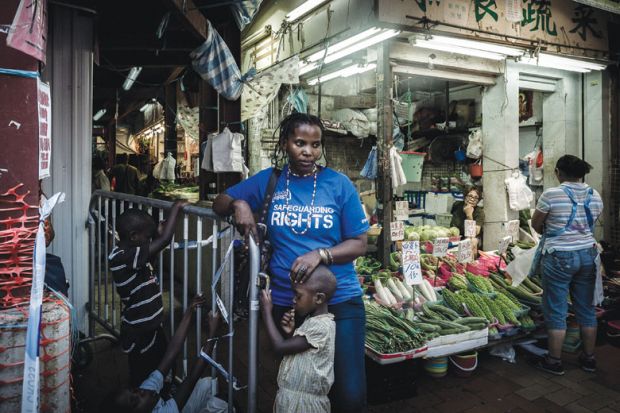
[272,112,327,168]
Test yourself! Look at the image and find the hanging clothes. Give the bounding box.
[211,127,245,173]
[360,146,378,179]
[191,21,254,101]
[201,133,216,172]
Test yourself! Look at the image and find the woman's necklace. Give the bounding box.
[284,164,318,235]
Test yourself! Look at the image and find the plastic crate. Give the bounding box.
[435,213,453,227]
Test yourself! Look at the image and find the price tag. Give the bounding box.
[433,237,449,257]
[498,236,512,255]
[390,221,405,241]
[503,219,520,242]
[464,219,477,238]
[457,238,473,263]
[402,241,423,285]
[394,201,409,221]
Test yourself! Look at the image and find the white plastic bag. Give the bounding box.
[505,245,538,287]
[505,172,534,211]
[466,128,482,159]
[489,343,516,363]
[593,244,604,305]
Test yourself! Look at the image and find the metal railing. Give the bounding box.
[83,190,260,412]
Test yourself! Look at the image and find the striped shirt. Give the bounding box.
[536,182,603,253]
[109,243,163,353]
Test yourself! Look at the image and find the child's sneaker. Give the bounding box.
[578,353,596,372]
[536,355,565,376]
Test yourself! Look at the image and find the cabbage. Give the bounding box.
[404,226,417,239]
[449,226,461,237]
[419,230,430,241]
[407,231,420,241]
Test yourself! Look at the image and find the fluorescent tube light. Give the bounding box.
[409,34,524,60]
[122,66,143,91]
[520,53,607,73]
[307,63,376,85]
[93,108,106,121]
[300,27,399,75]
[428,35,524,56]
[285,0,329,22]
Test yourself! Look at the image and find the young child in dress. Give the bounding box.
[259,265,337,413]
[109,200,186,386]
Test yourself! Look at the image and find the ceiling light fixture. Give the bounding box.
[519,53,607,73]
[285,0,330,22]
[122,66,143,91]
[300,27,400,74]
[93,108,107,121]
[307,63,376,86]
[409,34,524,61]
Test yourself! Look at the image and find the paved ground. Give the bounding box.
[73,326,620,413]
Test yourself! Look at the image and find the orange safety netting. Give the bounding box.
[0,294,72,412]
[0,183,39,309]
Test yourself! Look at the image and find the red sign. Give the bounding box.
[6,0,48,63]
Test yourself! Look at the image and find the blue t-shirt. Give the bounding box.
[226,165,369,306]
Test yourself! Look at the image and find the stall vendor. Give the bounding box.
[450,187,484,239]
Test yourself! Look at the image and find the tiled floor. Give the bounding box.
[73,331,620,413]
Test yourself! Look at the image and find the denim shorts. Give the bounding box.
[542,247,597,330]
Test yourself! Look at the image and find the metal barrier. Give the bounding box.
[84,190,260,412]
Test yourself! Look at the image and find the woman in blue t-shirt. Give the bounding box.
[214,113,369,412]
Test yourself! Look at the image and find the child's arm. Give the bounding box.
[260,290,312,356]
[149,200,188,257]
[173,311,222,410]
[156,294,206,376]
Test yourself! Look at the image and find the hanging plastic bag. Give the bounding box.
[505,245,538,286]
[360,146,377,179]
[466,128,482,159]
[593,244,604,305]
[505,172,534,211]
[489,343,516,363]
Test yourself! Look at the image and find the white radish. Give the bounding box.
[374,279,390,304]
[395,279,412,301]
[386,278,404,302]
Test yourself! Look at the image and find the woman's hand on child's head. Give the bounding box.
[280,309,295,336]
[190,294,207,311]
[290,251,322,284]
[259,289,273,313]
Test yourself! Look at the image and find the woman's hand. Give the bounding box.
[232,199,258,241]
[280,309,295,336]
[290,250,323,284]
[463,204,475,220]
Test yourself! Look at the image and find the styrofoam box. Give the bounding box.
[427,327,488,347]
[425,193,456,214]
[365,345,428,365]
[425,337,488,358]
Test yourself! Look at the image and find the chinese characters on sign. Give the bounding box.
[458,238,473,263]
[390,221,405,241]
[38,80,51,179]
[433,237,450,257]
[498,236,512,255]
[402,241,423,285]
[444,0,470,25]
[522,0,557,35]
[475,0,499,22]
[503,220,520,242]
[395,201,409,221]
[569,5,602,41]
[464,219,477,238]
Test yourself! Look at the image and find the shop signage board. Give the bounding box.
[464,219,477,238]
[37,80,51,180]
[433,237,450,257]
[573,0,620,14]
[394,201,409,221]
[402,240,423,285]
[458,238,473,263]
[390,221,405,241]
[498,235,512,255]
[377,0,610,56]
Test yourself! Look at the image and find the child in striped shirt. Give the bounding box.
[109,200,186,386]
[260,265,337,413]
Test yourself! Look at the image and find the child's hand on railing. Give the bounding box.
[206,310,223,338]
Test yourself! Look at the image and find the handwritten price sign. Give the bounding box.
[394,201,409,221]
[464,219,477,238]
[498,236,512,255]
[433,237,449,257]
[457,238,473,263]
[402,241,423,285]
[390,221,405,241]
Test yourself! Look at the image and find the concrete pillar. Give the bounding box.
[481,62,519,250]
[583,71,610,240]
